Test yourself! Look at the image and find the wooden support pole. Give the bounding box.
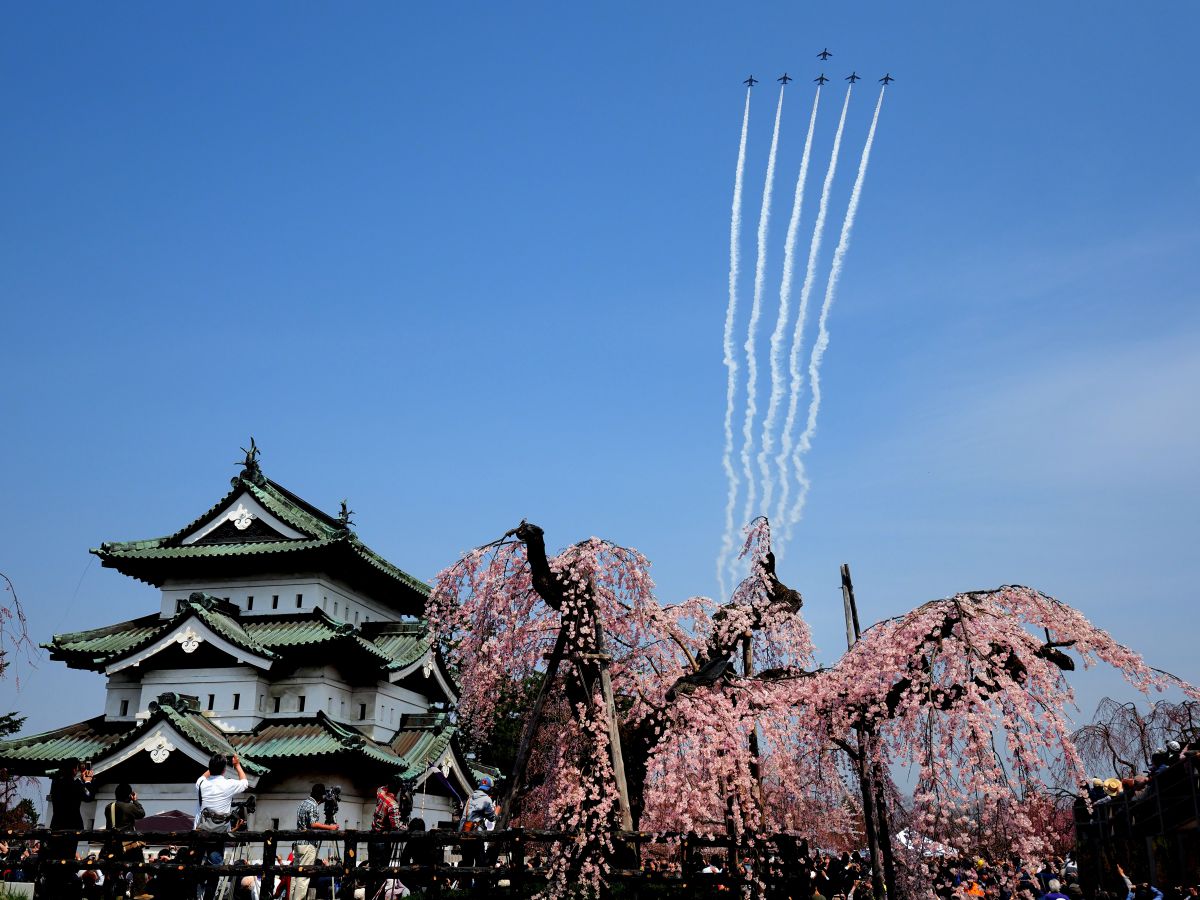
[843,563,885,900]
[842,563,899,900]
[497,626,569,831]
[587,588,634,831]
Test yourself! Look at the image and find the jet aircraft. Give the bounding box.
[818,48,833,60]
[743,76,758,87]
[846,72,861,83]
[879,73,895,85]
[778,73,792,84]
[814,74,829,85]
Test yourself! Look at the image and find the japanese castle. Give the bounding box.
[0,445,474,831]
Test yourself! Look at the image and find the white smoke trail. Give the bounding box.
[756,86,821,518]
[716,89,752,600]
[773,85,852,529]
[785,87,887,537]
[733,85,785,587]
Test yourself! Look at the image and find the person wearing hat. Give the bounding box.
[457,776,496,887]
[459,775,496,831]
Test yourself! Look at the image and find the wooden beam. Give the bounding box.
[587,588,634,831]
[497,626,568,831]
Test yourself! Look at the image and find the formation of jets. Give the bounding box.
[742,51,894,89]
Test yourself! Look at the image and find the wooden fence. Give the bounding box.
[1,826,807,897]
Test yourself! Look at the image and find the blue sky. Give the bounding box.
[2,2,1198,756]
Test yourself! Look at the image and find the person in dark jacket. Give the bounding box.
[45,758,96,900]
[397,818,441,891]
[102,782,147,900]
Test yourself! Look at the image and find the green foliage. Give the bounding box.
[0,796,38,830]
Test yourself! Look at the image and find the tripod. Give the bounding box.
[367,836,406,900]
[213,827,253,900]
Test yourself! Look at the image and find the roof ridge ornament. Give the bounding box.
[233,437,266,487]
[338,499,354,529]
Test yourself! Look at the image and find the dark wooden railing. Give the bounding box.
[0,826,810,897]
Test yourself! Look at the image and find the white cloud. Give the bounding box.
[903,331,1200,488]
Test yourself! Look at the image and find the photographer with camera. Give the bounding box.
[291,784,339,900]
[44,757,96,899]
[194,753,248,900]
[102,782,147,900]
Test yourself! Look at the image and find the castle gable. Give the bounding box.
[183,493,304,545]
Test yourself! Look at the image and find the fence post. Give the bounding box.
[344,831,358,894]
[261,830,277,899]
[510,828,525,894]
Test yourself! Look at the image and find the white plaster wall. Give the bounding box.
[159,574,413,625]
[136,666,267,732]
[104,672,142,721]
[108,661,442,740]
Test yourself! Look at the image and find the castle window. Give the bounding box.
[119,699,129,716]
[273,697,281,713]
[340,700,346,718]
[354,611,359,626]
[296,594,303,608]
[247,596,254,611]
[298,695,306,712]
[207,694,215,711]
[232,693,240,711]
[271,818,279,831]
[333,602,339,616]
[272,595,279,610]
[359,703,366,721]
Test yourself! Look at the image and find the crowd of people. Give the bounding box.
[1079,737,1200,810]
[917,856,1198,900]
[17,753,497,899]
[12,751,1200,898]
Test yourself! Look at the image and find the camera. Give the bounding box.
[322,786,341,825]
[230,795,256,830]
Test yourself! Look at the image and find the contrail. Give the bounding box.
[734,85,785,585]
[716,88,752,600]
[757,86,820,517]
[785,86,887,537]
[773,85,852,530]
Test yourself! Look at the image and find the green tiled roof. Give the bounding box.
[50,614,168,663]
[0,702,458,781]
[0,716,128,772]
[91,465,430,607]
[360,622,431,671]
[153,705,267,777]
[390,717,458,780]
[43,595,441,676]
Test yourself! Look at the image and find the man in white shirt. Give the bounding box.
[196,752,248,824]
[195,753,248,900]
